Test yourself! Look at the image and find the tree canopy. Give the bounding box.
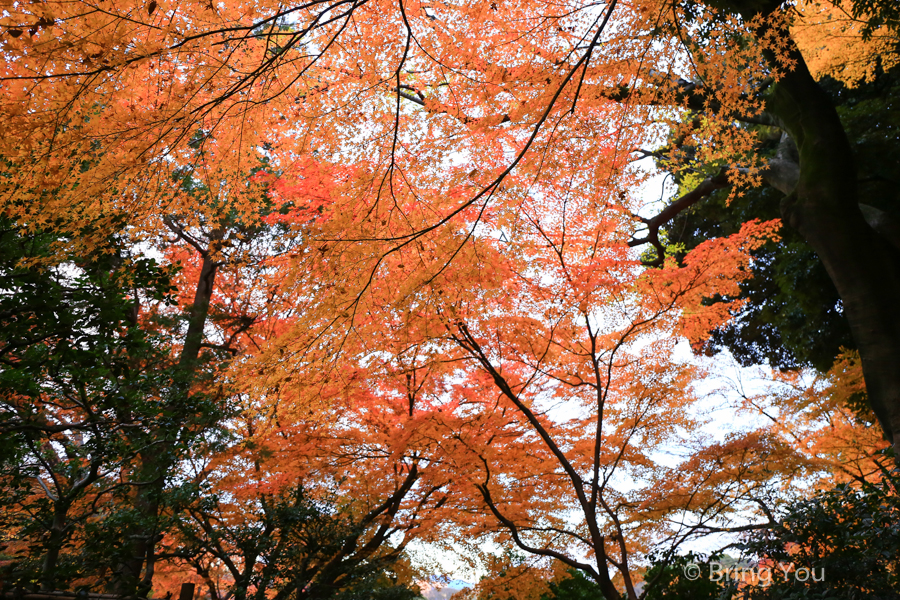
[1,0,898,598]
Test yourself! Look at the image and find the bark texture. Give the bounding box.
[743,9,900,450]
[111,236,221,595]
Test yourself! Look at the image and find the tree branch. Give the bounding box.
[628,168,730,266]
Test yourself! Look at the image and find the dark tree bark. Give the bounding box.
[40,501,71,591]
[111,230,223,596]
[625,1,900,453]
[736,6,900,452]
[37,455,101,591]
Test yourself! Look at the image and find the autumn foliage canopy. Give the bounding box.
[0,0,898,598]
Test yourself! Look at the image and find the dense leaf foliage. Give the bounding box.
[0,220,190,590]
[664,63,900,371]
[740,466,900,600]
[642,553,732,600]
[1,0,898,598]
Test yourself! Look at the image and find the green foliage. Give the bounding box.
[642,553,734,600]
[0,220,167,587]
[662,63,900,371]
[0,219,229,592]
[331,572,422,600]
[738,467,900,600]
[541,568,608,600]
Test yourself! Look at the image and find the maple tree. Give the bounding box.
[154,345,456,600]
[249,180,805,600]
[432,223,797,600]
[731,349,892,485]
[1,0,899,597]
[1,0,898,448]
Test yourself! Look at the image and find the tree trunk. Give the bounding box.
[114,476,162,597]
[39,502,70,591]
[179,248,220,370]
[111,247,221,595]
[750,17,900,451]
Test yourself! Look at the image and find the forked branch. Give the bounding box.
[628,168,730,266]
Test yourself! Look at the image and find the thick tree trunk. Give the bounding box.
[752,20,900,451]
[595,547,625,600]
[39,502,70,591]
[111,246,221,595]
[113,473,162,597]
